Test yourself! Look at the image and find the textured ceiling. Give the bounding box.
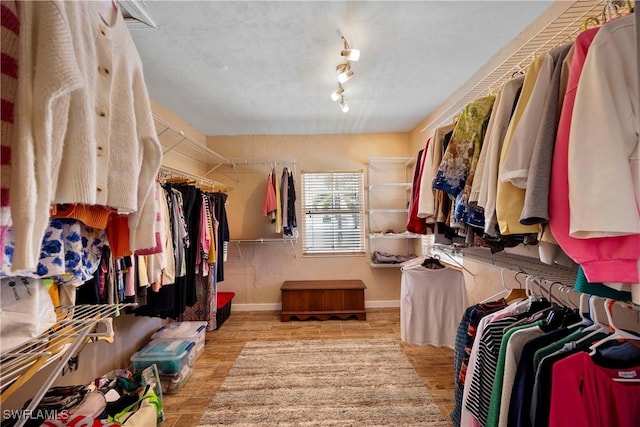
[129,1,552,136]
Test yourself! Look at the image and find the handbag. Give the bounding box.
[108,386,162,427]
[0,276,57,353]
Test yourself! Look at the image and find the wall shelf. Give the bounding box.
[369,263,404,269]
[368,157,414,167]
[461,246,578,286]
[369,209,409,214]
[369,233,421,239]
[159,165,232,192]
[0,304,135,427]
[366,157,418,268]
[368,183,412,191]
[419,0,606,135]
[154,115,228,177]
[230,238,298,258]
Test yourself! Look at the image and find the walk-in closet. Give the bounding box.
[1,1,638,426]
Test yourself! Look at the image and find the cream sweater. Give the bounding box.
[12,1,162,271]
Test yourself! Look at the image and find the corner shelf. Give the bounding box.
[366,157,421,268]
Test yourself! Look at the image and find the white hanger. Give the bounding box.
[588,298,640,382]
[574,295,613,348]
[480,268,510,303]
[569,292,594,329]
[589,299,639,354]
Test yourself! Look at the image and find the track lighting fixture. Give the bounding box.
[332,31,359,113]
[341,36,360,62]
[336,63,354,83]
[339,96,349,113]
[331,84,344,102]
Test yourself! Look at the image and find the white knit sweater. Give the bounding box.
[11,1,162,272]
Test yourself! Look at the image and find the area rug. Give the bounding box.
[197,338,449,426]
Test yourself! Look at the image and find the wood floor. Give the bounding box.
[162,308,455,426]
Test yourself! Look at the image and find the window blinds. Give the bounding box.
[301,171,364,254]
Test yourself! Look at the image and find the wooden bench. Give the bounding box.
[280,280,367,322]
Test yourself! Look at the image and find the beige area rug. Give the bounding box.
[197,338,449,426]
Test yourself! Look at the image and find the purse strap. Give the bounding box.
[108,386,162,424]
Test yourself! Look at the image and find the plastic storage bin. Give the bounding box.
[159,363,193,394]
[151,321,207,360]
[131,339,195,375]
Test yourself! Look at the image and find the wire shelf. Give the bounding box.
[420,0,605,135]
[462,246,578,286]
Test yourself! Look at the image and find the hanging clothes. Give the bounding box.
[281,167,289,230]
[10,1,162,273]
[418,123,455,223]
[273,171,282,233]
[495,55,545,236]
[282,167,297,236]
[548,17,640,301]
[407,147,429,234]
[262,170,277,219]
[433,95,496,199]
[519,43,573,225]
[475,76,524,237]
[548,349,640,427]
[210,192,229,283]
[451,299,508,427]
[0,0,18,265]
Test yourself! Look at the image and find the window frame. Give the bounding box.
[301,170,365,256]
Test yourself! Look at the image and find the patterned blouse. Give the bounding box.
[432,95,495,198]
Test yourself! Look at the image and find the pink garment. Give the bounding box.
[136,182,163,256]
[549,352,640,427]
[124,257,136,297]
[407,142,429,234]
[548,26,640,284]
[262,172,277,216]
[196,195,211,268]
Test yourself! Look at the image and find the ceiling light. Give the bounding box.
[341,49,360,62]
[341,36,360,62]
[336,63,354,83]
[331,85,344,102]
[339,96,349,113]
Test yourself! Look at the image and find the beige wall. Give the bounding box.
[206,133,411,307]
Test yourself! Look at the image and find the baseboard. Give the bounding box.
[234,303,282,312]
[365,300,401,308]
[233,300,400,312]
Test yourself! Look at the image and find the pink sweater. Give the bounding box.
[549,352,640,427]
[548,25,640,284]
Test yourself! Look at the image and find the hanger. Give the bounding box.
[421,254,445,269]
[505,270,528,303]
[569,292,593,329]
[589,299,640,355]
[583,15,601,30]
[574,295,613,347]
[479,268,510,303]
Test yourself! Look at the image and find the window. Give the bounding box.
[301,171,364,255]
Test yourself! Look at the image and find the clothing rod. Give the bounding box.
[226,158,297,166]
[461,246,578,286]
[159,165,231,191]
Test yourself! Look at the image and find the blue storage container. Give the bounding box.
[131,339,195,375]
